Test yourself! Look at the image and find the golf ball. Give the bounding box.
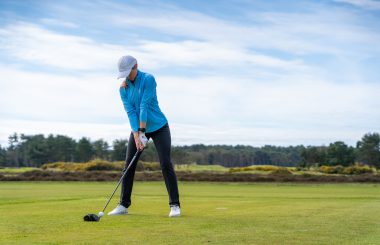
[98,212,104,217]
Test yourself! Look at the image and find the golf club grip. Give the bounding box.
[102,150,141,212]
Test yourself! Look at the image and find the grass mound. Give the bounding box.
[318,164,375,175]
[41,159,161,172]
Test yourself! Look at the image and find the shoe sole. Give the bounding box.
[169,214,181,217]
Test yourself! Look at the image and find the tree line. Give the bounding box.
[0,132,379,168]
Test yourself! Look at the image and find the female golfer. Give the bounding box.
[108,55,181,217]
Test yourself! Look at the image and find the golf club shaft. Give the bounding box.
[101,150,141,213]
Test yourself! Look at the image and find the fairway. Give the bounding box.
[1,182,380,244]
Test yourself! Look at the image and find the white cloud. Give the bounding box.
[40,18,79,28]
[0,66,124,123]
[335,0,380,10]
[0,22,305,73]
[172,123,369,146]
[136,40,306,71]
[0,23,125,70]
[109,2,380,57]
[157,75,380,130]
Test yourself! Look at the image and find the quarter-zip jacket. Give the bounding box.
[119,70,168,133]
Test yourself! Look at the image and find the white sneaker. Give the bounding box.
[169,205,181,217]
[107,204,128,216]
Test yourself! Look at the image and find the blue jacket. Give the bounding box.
[119,70,168,133]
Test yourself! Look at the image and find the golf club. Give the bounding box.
[83,150,142,222]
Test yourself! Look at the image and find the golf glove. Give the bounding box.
[139,133,148,146]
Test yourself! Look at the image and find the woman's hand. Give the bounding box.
[139,133,148,146]
[133,132,144,151]
[120,80,128,88]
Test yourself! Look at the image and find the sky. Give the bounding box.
[0,0,379,147]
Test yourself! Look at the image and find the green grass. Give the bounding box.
[1,182,380,244]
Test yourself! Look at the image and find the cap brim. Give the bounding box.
[117,69,132,79]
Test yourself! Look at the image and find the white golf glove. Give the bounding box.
[139,132,148,146]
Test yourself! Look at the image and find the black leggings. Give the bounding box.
[120,123,180,207]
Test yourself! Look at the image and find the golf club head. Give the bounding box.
[83,213,100,222]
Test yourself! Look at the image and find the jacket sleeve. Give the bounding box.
[139,75,156,123]
[119,87,139,132]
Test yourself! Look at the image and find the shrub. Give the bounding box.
[41,159,161,172]
[229,165,287,173]
[140,161,161,171]
[318,164,375,175]
[41,162,69,170]
[296,166,305,171]
[269,167,292,176]
[229,167,248,173]
[318,165,344,174]
[114,160,161,172]
[41,159,123,172]
[84,159,123,171]
[253,165,281,171]
[342,164,374,175]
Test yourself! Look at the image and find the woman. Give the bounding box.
[108,55,181,217]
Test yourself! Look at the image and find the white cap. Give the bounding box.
[117,55,137,79]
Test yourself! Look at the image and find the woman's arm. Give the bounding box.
[120,82,145,151]
[119,86,139,132]
[139,75,156,125]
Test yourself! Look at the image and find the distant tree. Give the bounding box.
[19,134,49,167]
[187,151,204,164]
[326,141,355,166]
[111,139,128,161]
[7,133,20,167]
[189,144,207,152]
[45,134,76,162]
[0,145,7,166]
[172,148,189,165]
[76,137,94,162]
[207,152,215,164]
[300,146,327,168]
[9,132,379,169]
[92,139,109,160]
[357,133,380,168]
[253,151,272,165]
[139,142,158,162]
[288,145,304,166]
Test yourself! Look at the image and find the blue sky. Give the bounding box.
[0,0,379,147]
